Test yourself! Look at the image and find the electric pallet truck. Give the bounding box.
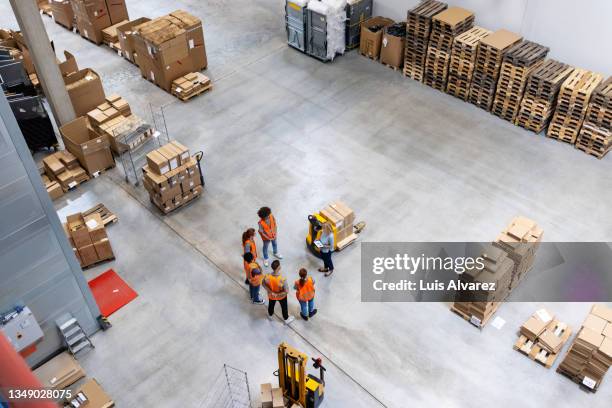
[306,213,365,258]
[274,342,326,408]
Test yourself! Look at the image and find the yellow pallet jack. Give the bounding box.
[306,213,365,258]
[274,342,326,408]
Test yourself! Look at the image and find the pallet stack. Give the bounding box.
[143,141,203,214]
[492,40,549,122]
[42,151,90,192]
[514,309,572,368]
[493,216,543,291]
[63,212,115,268]
[403,0,447,82]
[547,69,603,144]
[468,29,522,110]
[514,59,574,133]
[557,305,612,392]
[445,26,491,100]
[575,77,612,158]
[424,7,474,91]
[171,72,212,101]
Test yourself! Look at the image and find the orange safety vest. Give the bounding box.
[244,238,258,260]
[258,215,277,241]
[248,261,263,286]
[295,277,315,302]
[266,274,286,300]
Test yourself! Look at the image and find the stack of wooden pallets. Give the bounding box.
[468,30,522,110]
[403,0,448,82]
[424,7,474,91]
[547,69,603,144]
[574,76,611,158]
[515,59,574,133]
[445,26,491,100]
[492,40,549,122]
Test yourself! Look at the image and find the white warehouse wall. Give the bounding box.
[373,0,612,74]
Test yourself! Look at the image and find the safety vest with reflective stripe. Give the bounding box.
[244,238,258,259]
[248,261,263,286]
[266,274,286,300]
[295,277,315,302]
[258,215,277,241]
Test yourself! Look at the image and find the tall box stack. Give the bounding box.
[42,151,90,192]
[558,305,612,392]
[345,0,373,50]
[424,7,474,91]
[143,141,203,214]
[493,216,543,291]
[379,22,406,70]
[514,59,574,133]
[71,0,111,44]
[445,26,491,100]
[318,201,357,248]
[403,0,447,82]
[468,30,522,110]
[116,18,152,63]
[547,69,603,144]
[64,212,115,268]
[50,0,75,30]
[576,77,612,158]
[133,11,207,91]
[491,40,549,122]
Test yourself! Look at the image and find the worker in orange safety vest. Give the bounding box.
[242,228,258,285]
[257,207,282,267]
[294,268,317,321]
[243,252,264,305]
[263,260,294,324]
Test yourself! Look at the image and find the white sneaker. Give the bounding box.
[284,316,295,325]
[267,314,274,321]
[273,253,283,259]
[253,299,265,305]
[264,260,269,267]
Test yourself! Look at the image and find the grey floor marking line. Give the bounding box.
[109,175,388,407]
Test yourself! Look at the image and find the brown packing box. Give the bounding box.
[47,182,64,200]
[158,145,180,169]
[64,69,106,117]
[78,244,99,267]
[360,17,395,59]
[329,201,355,226]
[380,25,406,69]
[60,117,114,176]
[578,327,604,348]
[84,213,107,242]
[105,0,129,25]
[50,0,75,29]
[591,304,612,322]
[94,238,114,260]
[584,314,609,334]
[604,323,612,338]
[71,378,114,408]
[33,352,85,390]
[272,388,284,408]
[43,154,65,175]
[146,150,171,175]
[117,17,151,63]
[521,316,547,341]
[170,140,191,164]
[67,214,93,248]
[320,206,344,229]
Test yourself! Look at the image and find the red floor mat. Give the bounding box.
[88,269,138,317]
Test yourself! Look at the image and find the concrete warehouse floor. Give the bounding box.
[2,1,612,407]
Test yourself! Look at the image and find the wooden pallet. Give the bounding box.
[360,52,379,61]
[82,203,118,226]
[503,40,549,67]
[82,256,115,270]
[514,324,572,368]
[173,82,212,101]
[381,62,401,71]
[450,302,500,328]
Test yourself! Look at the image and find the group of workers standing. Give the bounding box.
[242,207,332,323]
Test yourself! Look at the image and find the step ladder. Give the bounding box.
[56,313,94,357]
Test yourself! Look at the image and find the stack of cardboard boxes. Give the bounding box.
[403,0,447,82]
[60,116,115,176]
[514,59,574,133]
[42,151,90,193]
[41,174,64,200]
[445,26,491,100]
[359,17,394,60]
[558,305,612,391]
[87,94,153,153]
[63,68,106,116]
[116,17,151,63]
[379,22,407,70]
[576,76,612,159]
[468,29,522,111]
[50,0,75,30]
[514,309,572,368]
[132,10,208,91]
[101,19,129,48]
[64,212,115,268]
[491,40,549,122]
[318,201,356,249]
[171,72,212,101]
[424,7,475,91]
[71,0,129,44]
[143,141,203,214]
[260,383,284,408]
[547,69,604,144]
[493,216,544,291]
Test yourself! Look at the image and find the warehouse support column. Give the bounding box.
[9,0,76,126]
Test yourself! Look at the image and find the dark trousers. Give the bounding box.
[268,297,288,320]
[321,251,334,270]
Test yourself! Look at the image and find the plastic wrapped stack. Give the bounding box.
[575,77,612,158]
[306,0,346,61]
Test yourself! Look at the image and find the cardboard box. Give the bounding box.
[94,238,114,260]
[158,145,179,169]
[272,388,284,408]
[85,213,107,242]
[360,17,394,59]
[380,26,405,69]
[51,0,75,30]
[170,140,190,164]
[69,379,113,408]
[60,117,114,176]
[320,206,344,229]
[261,383,272,408]
[584,314,608,334]
[47,182,64,200]
[33,352,85,390]
[329,201,355,226]
[105,0,128,25]
[78,244,98,267]
[146,150,170,175]
[117,18,151,63]
[64,69,106,117]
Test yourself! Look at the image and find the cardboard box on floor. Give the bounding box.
[360,17,395,59]
[34,352,85,390]
[58,50,78,77]
[50,0,75,30]
[42,150,89,192]
[60,117,115,176]
[380,25,406,69]
[116,17,151,63]
[64,69,106,117]
[71,0,111,44]
[67,378,114,408]
[64,212,114,268]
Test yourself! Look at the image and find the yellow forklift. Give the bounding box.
[274,342,326,408]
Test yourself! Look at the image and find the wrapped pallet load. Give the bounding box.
[306,0,346,61]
